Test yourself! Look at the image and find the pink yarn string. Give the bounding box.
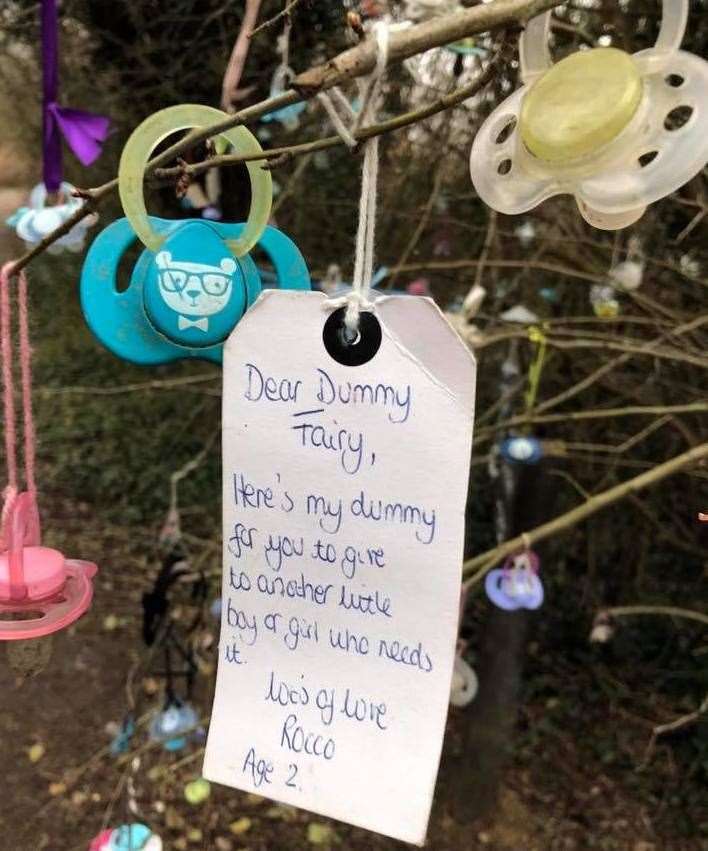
[17,270,36,494]
[0,263,36,505]
[0,264,18,496]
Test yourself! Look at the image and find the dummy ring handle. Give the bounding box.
[118,104,272,257]
[520,0,689,83]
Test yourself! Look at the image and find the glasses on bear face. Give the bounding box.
[159,268,232,297]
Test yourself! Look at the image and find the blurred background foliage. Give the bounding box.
[0,0,706,848]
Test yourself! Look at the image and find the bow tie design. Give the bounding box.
[178,315,209,332]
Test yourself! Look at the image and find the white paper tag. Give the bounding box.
[203,290,476,845]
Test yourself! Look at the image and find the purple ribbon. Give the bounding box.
[42,0,110,193]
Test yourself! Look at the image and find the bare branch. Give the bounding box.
[153,53,504,181]
[6,0,559,273]
[462,442,708,584]
[249,0,305,38]
[600,605,708,628]
[641,692,708,767]
[294,0,557,93]
[222,0,263,111]
[474,401,708,444]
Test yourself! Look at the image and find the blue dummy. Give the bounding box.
[80,216,310,365]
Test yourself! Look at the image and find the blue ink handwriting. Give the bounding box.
[351,490,436,544]
[244,362,301,404]
[264,533,304,572]
[316,368,412,424]
[280,713,335,760]
[306,493,343,534]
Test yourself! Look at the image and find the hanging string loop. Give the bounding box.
[0,262,37,541]
[323,21,390,338]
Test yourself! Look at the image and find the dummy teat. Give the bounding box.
[470,0,708,229]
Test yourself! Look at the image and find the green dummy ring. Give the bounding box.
[118,104,272,257]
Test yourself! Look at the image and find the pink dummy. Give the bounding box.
[0,263,96,640]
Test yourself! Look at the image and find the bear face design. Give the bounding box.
[155,251,236,320]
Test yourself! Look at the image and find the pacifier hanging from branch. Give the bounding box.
[608,236,645,292]
[80,105,310,366]
[485,549,544,611]
[149,697,201,753]
[449,652,478,707]
[143,450,208,754]
[144,571,204,755]
[500,435,543,465]
[260,16,307,132]
[470,1,708,229]
[142,541,205,754]
[449,587,478,708]
[6,0,109,253]
[0,265,97,643]
[589,283,620,318]
[6,183,98,253]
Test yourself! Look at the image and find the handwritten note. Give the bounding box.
[203,290,476,845]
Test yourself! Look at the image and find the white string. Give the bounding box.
[269,12,297,96]
[353,25,389,133]
[278,13,291,72]
[325,22,390,338]
[346,137,379,332]
[316,92,358,149]
[329,87,358,122]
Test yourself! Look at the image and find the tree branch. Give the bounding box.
[600,605,708,628]
[6,0,560,274]
[153,52,503,181]
[474,401,708,444]
[462,442,708,584]
[249,0,304,38]
[293,0,557,93]
[384,257,605,284]
[221,0,263,111]
[643,693,708,762]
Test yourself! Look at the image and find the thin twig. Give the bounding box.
[601,605,708,628]
[249,0,305,37]
[642,693,708,766]
[535,353,630,412]
[272,151,314,216]
[387,257,604,283]
[473,401,708,444]
[222,0,264,110]
[37,373,220,397]
[468,327,707,368]
[474,209,497,289]
[386,166,446,289]
[462,441,708,584]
